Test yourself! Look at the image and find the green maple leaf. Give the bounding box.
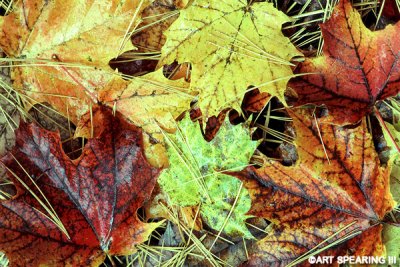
[381,100,400,202]
[381,99,400,263]
[158,115,258,238]
[159,0,301,119]
[383,225,400,264]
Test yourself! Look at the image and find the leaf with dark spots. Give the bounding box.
[0,106,160,266]
[232,108,395,266]
[290,0,400,125]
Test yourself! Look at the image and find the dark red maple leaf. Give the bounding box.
[290,0,400,125]
[0,106,160,266]
[382,0,400,20]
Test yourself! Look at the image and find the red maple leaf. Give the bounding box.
[290,0,400,125]
[0,106,160,266]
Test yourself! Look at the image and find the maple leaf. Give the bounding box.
[232,108,395,266]
[0,0,149,123]
[383,225,400,264]
[158,115,258,238]
[0,106,160,266]
[159,0,301,119]
[97,68,195,167]
[378,99,400,264]
[290,0,400,125]
[381,99,400,158]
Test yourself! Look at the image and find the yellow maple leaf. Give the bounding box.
[159,0,302,119]
[0,0,149,123]
[96,69,194,167]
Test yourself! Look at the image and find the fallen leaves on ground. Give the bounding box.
[159,0,301,120]
[0,0,149,123]
[158,115,257,238]
[290,0,400,125]
[0,0,400,266]
[0,106,160,266]
[232,108,395,266]
[98,68,195,167]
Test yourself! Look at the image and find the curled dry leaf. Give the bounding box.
[290,0,400,125]
[232,108,395,266]
[0,0,150,123]
[159,0,301,120]
[0,106,160,266]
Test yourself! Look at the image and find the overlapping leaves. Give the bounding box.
[0,0,399,266]
[0,107,160,266]
[290,0,400,125]
[160,0,301,119]
[158,115,257,238]
[0,0,150,123]
[233,109,395,265]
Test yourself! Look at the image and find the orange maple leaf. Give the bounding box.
[232,108,395,266]
[0,0,148,123]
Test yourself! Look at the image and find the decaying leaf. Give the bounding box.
[0,0,149,123]
[132,0,181,53]
[98,68,194,167]
[290,0,400,125]
[233,108,395,266]
[0,71,20,196]
[159,0,301,119]
[0,106,160,266]
[0,87,19,157]
[158,115,257,238]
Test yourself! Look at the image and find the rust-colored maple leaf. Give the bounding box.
[290,0,400,125]
[232,108,395,266]
[0,106,160,266]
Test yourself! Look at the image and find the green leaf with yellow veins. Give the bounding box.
[158,115,257,238]
[159,0,302,119]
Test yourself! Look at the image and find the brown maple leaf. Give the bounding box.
[232,108,395,266]
[290,0,400,125]
[0,106,160,266]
